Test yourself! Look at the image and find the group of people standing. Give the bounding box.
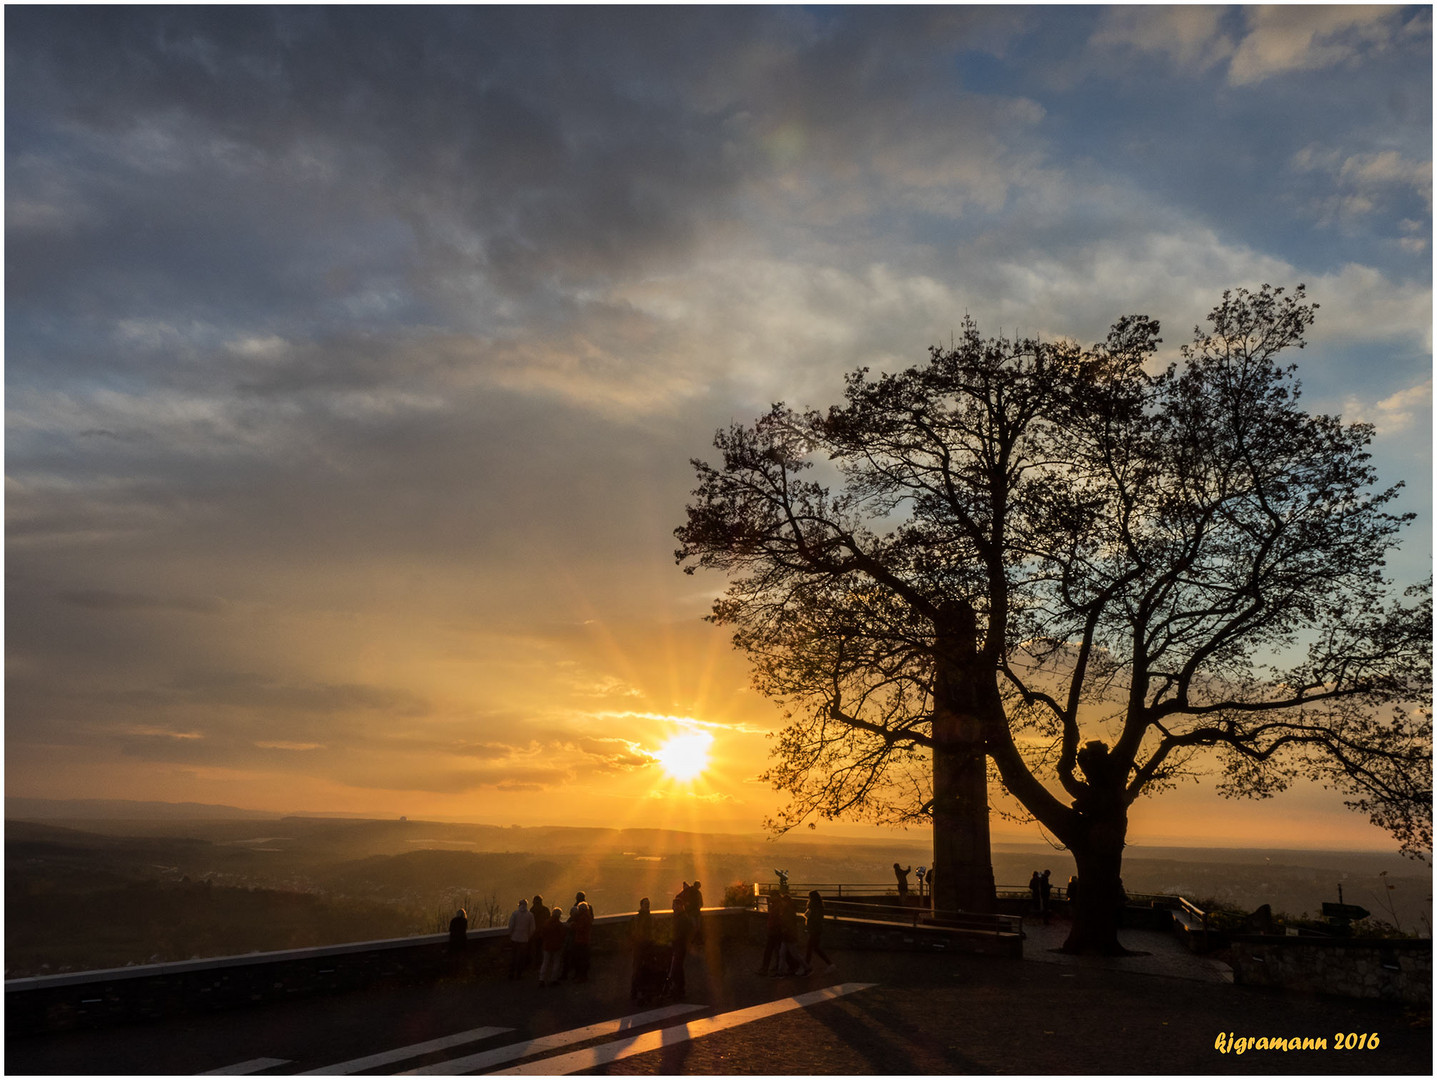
[530,891,595,985]
[448,882,709,999]
[758,889,833,978]
[446,891,596,985]
[627,879,704,1002]
[448,878,838,996]
[1026,870,1081,923]
[1027,870,1053,922]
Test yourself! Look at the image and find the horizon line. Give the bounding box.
[4,796,1418,858]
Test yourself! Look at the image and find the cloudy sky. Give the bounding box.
[6,6,1431,849]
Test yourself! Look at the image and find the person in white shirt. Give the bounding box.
[507,898,535,980]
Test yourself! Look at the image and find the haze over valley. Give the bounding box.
[7,799,1428,979]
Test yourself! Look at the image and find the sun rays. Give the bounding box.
[653,731,714,782]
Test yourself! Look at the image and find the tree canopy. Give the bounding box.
[677,284,1431,952]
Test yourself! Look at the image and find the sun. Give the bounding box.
[654,732,713,782]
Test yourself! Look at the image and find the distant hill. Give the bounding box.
[319,850,566,903]
[3,800,882,858]
[6,797,289,822]
[4,819,96,843]
[7,800,1429,978]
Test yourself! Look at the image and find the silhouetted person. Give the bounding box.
[1028,871,1042,917]
[569,891,594,982]
[507,898,535,979]
[776,891,810,975]
[631,897,655,945]
[629,897,655,1002]
[1040,870,1053,924]
[1066,875,1079,909]
[667,890,692,994]
[530,895,549,965]
[448,908,468,954]
[538,906,565,986]
[803,890,833,973]
[757,893,783,975]
[678,879,705,948]
[893,863,912,901]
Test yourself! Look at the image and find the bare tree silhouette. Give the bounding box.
[677,285,1431,954]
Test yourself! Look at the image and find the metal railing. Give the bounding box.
[1178,896,1213,949]
[758,881,1179,908]
[753,881,896,900]
[826,899,1023,936]
[996,885,1070,902]
[754,881,1024,936]
[757,881,1069,903]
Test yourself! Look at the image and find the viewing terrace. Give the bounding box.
[7,881,1430,1075]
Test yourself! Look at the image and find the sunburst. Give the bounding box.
[654,732,713,782]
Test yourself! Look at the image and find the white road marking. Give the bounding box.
[401,1003,706,1075]
[498,983,877,1075]
[300,1025,513,1074]
[204,1058,292,1075]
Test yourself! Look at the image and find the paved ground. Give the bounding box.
[6,922,1430,1076]
[592,942,1428,1075]
[1018,918,1234,984]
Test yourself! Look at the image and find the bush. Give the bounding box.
[722,881,755,908]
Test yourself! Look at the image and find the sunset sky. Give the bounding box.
[6,6,1431,853]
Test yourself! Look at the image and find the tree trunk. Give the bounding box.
[1061,804,1130,955]
[931,719,995,913]
[929,602,995,915]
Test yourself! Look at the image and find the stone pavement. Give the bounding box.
[1018,917,1235,984]
[6,919,1429,1075]
[593,937,1430,1075]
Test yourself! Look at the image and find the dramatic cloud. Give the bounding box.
[5,7,1429,844]
[1091,5,1426,87]
[1291,145,1434,233]
[1344,379,1435,436]
[1228,5,1418,85]
[1090,6,1237,73]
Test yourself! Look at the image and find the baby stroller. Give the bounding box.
[630,941,671,1005]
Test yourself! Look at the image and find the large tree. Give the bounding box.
[676,285,1431,952]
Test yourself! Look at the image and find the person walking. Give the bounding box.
[1028,871,1042,918]
[507,898,535,979]
[803,890,834,974]
[775,891,810,976]
[757,892,783,975]
[1040,870,1053,924]
[666,889,692,995]
[538,906,565,986]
